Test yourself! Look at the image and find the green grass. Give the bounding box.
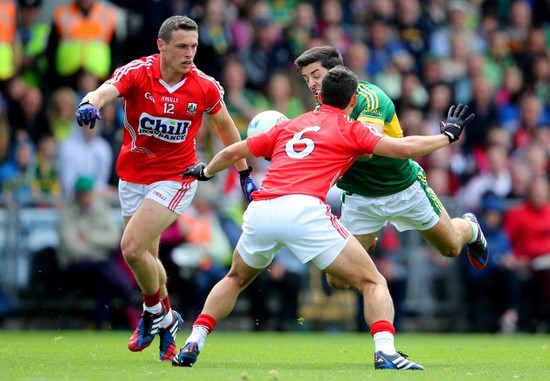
[0,331,549,380]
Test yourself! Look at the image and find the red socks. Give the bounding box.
[142,289,161,307]
[194,313,217,333]
[162,295,171,311]
[370,320,396,336]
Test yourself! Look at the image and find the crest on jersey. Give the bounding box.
[186,103,198,115]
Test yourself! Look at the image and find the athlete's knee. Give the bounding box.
[349,270,388,294]
[326,273,350,290]
[120,234,145,265]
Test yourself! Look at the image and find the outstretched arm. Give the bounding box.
[373,134,450,159]
[76,83,120,128]
[373,103,474,159]
[185,140,253,179]
[79,83,120,110]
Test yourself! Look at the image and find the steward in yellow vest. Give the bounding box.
[46,0,119,90]
[17,0,50,87]
[0,0,20,83]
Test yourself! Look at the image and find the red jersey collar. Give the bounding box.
[318,104,346,114]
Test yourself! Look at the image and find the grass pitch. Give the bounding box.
[0,331,549,381]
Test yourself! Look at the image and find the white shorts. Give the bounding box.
[118,180,198,217]
[236,194,351,270]
[340,179,443,235]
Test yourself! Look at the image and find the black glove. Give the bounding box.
[441,103,475,143]
[75,101,102,129]
[239,166,258,204]
[184,162,213,181]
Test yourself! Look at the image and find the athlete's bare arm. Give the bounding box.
[209,104,250,172]
[207,140,252,175]
[373,134,449,159]
[80,83,120,109]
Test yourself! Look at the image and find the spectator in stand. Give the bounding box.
[482,30,516,91]
[74,70,99,107]
[239,14,291,91]
[424,82,453,136]
[420,55,444,90]
[457,144,512,211]
[220,57,269,139]
[33,135,61,206]
[504,175,550,332]
[394,0,434,73]
[394,72,429,112]
[283,1,316,60]
[452,52,485,105]
[264,70,305,119]
[58,117,113,198]
[109,0,191,62]
[504,0,533,65]
[0,138,35,205]
[521,143,549,178]
[507,93,548,150]
[57,175,140,330]
[495,66,525,126]
[506,158,534,202]
[315,0,353,55]
[527,52,550,109]
[429,0,485,59]
[439,31,471,85]
[47,86,78,144]
[193,0,234,80]
[45,0,120,91]
[16,0,50,88]
[461,75,500,156]
[461,192,521,333]
[8,85,51,148]
[364,18,407,79]
[0,99,10,163]
[343,41,370,81]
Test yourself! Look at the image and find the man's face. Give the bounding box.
[158,29,199,75]
[300,62,329,97]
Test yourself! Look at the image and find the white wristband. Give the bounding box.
[203,166,211,178]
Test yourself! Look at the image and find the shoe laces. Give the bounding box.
[396,351,409,359]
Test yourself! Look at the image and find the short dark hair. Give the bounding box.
[158,15,198,42]
[294,46,344,72]
[321,66,358,109]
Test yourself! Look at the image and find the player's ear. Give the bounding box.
[157,38,164,52]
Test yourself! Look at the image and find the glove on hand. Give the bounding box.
[184,163,213,181]
[239,166,258,204]
[76,101,102,129]
[441,103,475,143]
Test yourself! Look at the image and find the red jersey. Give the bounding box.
[504,203,550,261]
[106,54,224,184]
[247,105,383,202]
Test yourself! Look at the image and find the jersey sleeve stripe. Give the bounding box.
[357,83,378,110]
[108,55,155,84]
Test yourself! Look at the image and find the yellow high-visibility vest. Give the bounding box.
[0,0,17,80]
[21,23,51,86]
[53,1,118,78]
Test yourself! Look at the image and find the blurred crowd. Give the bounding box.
[1,0,550,333]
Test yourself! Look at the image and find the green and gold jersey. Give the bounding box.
[337,80,419,197]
